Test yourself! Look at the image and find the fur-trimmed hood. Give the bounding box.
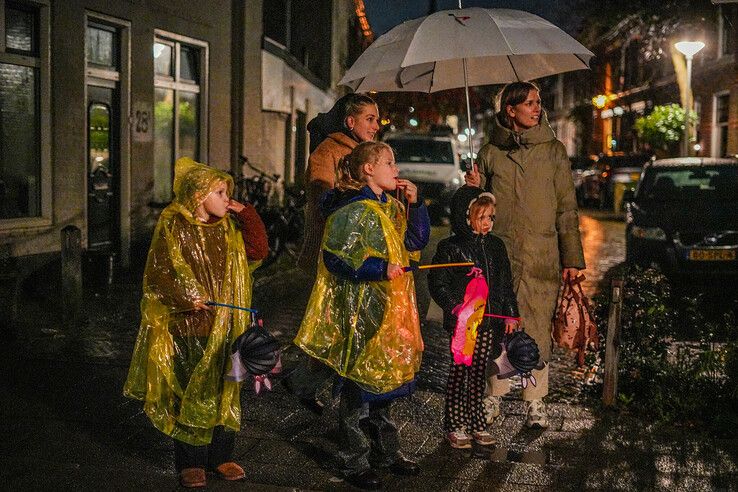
[449,186,496,239]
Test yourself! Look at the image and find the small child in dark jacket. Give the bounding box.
[428,186,519,449]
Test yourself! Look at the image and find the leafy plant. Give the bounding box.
[633,104,697,153]
[592,264,738,435]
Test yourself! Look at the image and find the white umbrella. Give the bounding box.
[339,6,593,162]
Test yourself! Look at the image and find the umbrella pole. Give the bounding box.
[458,0,475,172]
[462,56,475,171]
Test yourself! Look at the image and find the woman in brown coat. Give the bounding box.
[465,82,585,429]
[286,94,380,414]
[296,93,380,275]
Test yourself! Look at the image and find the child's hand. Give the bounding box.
[386,263,405,280]
[227,199,246,213]
[395,179,418,204]
[504,319,519,334]
[193,301,213,311]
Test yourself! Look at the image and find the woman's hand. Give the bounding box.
[227,199,246,213]
[395,179,418,204]
[562,267,581,281]
[386,263,405,280]
[464,163,481,187]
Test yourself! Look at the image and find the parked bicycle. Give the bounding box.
[233,156,305,267]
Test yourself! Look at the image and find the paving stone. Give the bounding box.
[504,463,556,486]
[561,418,596,432]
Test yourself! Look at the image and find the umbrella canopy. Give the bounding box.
[339,7,593,93]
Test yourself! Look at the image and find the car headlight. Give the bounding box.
[630,225,667,241]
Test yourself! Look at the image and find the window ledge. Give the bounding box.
[0,217,54,238]
[262,36,330,91]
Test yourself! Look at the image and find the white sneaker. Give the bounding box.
[447,430,472,449]
[483,396,501,424]
[525,399,549,429]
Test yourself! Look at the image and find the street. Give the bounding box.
[2,0,738,489]
[2,211,737,491]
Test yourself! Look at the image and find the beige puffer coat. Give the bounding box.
[297,132,358,275]
[476,113,585,361]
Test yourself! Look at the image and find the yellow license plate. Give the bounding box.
[688,249,737,261]
[630,172,641,181]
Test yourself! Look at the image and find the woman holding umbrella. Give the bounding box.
[465,81,585,429]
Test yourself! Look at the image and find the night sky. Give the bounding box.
[364,0,582,36]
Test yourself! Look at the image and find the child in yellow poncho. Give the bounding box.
[123,157,267,488]
[294,141,430,489]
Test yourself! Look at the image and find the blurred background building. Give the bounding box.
[0,0,360,274]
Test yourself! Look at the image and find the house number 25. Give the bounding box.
[135,110,150,133]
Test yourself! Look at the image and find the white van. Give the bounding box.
[383,133,464,221]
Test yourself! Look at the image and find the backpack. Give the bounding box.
[552,274,598,366]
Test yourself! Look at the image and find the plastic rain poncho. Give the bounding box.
[124,157,252,446]
[294,196,424,395]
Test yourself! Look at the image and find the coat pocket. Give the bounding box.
[524,231,560,283]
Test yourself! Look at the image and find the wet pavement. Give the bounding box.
[576,209,626,296]
[2,211,737,491]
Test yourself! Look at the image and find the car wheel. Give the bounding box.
[625,239,649,267]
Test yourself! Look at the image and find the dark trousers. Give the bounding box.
[412,260,431,326]
[444,327,494,433]
[173,426,235,472]
[337,380,401,475]
[284,354,334,399]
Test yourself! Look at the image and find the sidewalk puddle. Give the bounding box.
[490,448,550,465]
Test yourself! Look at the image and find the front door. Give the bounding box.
[87,84,119,250]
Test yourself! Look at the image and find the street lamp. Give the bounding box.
[674,41,705,156]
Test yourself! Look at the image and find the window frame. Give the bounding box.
[153,29,208,203]
[85,11,131,264]
[717,5,730,60]
[712,90,730,158]
[0,0,50,229]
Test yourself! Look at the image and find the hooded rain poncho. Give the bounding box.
[124,157,253,446]
[295,196,423,394]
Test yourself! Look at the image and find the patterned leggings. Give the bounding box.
[444,327,494,433]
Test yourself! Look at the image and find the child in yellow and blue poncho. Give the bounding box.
[294,141,430,489]
[123,157,267,488]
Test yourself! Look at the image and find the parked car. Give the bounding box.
[383,133,463,222]
[580,153,652,211]
[624,157,738,278]
[570,156,596,206]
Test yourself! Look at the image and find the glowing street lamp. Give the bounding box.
[592,94,608,109]
[674,41,705,156]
